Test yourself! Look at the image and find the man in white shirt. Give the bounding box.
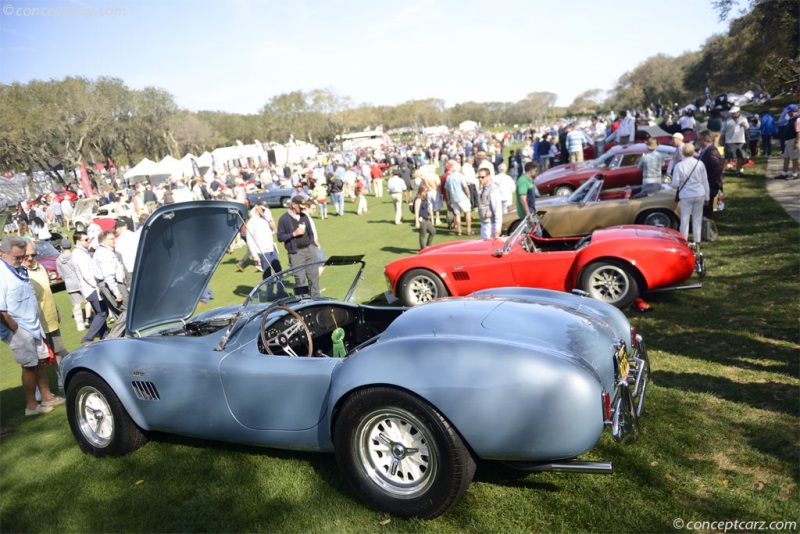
[114,219,139,280]
[71,230,108,344]
[386,172,407,224]
[616,111,636,144]
[493,163,516,213]
[94,230,126,322]
[721,106,749,176]
[246,201,281,279]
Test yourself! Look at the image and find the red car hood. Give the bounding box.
[536,161,597,185]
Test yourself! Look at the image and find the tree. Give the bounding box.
[688,0,799,95]
[567,89,606,116]
[608,53,699,111]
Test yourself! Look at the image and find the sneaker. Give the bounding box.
[41,396,65,408]
[790,174,799,180]
[25,404,54,416]
[774,174,788,180]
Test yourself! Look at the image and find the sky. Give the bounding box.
[0,0,732,115]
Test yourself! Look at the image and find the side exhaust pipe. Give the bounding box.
[504,460,613,474]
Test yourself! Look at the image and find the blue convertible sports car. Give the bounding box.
[62,201,650,519]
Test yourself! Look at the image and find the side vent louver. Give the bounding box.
[451,271,470,281]
[131,381,160,401]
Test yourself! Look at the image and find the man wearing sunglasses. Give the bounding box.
[0,236,65,417]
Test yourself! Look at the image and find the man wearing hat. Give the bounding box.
[774,104,799,180]
[721,106,749,176]
[667,132,686,176]
[635,138,664,197]
[55,237,86,332]
[276,196,320,297]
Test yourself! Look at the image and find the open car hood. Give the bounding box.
[127,201,248,335]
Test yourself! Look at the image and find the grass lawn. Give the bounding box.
[1,162,798,532]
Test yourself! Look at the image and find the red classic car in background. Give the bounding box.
[536,143,676,197]
[34,239,63,286]
[384,215,704,309]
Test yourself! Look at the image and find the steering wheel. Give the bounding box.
[260,305,314,357]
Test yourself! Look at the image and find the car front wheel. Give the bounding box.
[579,260,639,308]
[66,371,147,457]
[333,387,476,519]
[398,269,447,306]
[281,197,291,208]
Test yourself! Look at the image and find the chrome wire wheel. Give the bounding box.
[354,408,437,498]
[408,277,438,304]
[641,211,672,228]
[584,263,632,305]
[76,386,114,448]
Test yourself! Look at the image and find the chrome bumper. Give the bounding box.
[610,334,650,443]
[690,243,705,278]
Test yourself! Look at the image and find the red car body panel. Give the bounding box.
[384,225,697,301]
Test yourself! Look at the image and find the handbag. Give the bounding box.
[674,159,700,202]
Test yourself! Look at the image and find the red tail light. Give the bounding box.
[602,391,611,421]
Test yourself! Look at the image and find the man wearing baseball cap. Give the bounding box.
[276,196,320,296]
[721,106,749,176]
[774,104,799,180]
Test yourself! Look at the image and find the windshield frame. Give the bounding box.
[216,255,365,351]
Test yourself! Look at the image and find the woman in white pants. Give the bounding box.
[671,143,709,243]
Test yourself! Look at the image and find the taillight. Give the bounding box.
[602,391,611,421]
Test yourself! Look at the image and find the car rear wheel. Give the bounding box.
[553,185,574,196]
[66,371,147,457]
[579,260,639,309]
[74,222,86,232]
[333,387,476,519]
[398,269,447,306]
[637,209,677,229]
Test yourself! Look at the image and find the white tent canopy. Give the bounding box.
[458,120,478,131]
[123,158,160,181]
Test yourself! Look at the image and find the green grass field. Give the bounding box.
[1,161,798,533]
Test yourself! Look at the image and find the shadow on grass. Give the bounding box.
[380,246,419,255]
[651,370,798,416]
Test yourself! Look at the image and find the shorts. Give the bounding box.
[783,141,800,160]
[451,198,471,214]
[8,328,49,367]
[725,143,746,160]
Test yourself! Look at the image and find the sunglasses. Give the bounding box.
[13,254,35,260]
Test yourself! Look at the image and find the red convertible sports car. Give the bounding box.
[536,143,675,197]
[384,215,704,309]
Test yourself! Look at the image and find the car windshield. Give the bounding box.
[217,256,366,350]
[504,213,539,253]
[567,177,603,203]
[35,240,59,257]
[592,150,618,170]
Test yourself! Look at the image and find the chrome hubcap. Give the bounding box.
[409,277,437,304]
[356,409,435,497]
[77,387,114,447]
[587,266,628,302]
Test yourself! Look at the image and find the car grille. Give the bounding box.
[131,381,160,401]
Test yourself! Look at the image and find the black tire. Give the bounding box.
[553,184,574,196]
[579,259,640,309]
[280,197,291,208]
[66,370,147,457]
[74,221,86,232]
[506,219,521,235]
[398,269,447,306]
[636,209,677,229]
[333,387,476,519]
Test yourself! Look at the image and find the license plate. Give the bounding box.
[619,345,630,380]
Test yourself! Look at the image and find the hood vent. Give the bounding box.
[131,381,160,401]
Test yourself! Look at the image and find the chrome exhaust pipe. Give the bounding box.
[504,460,613,474]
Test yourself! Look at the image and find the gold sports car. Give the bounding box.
[503,176,680,237]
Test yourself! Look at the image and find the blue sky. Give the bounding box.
[0,0,731,114]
